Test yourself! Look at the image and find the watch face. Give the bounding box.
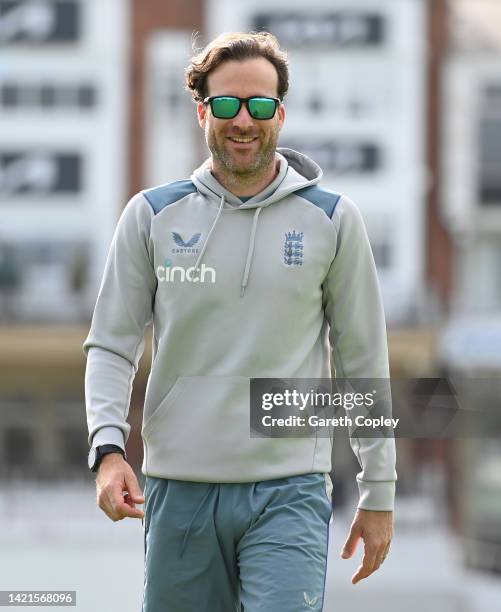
[88,447,97,470]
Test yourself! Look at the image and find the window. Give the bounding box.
[0,83,17,107]
[40,84,56,107]
[0,0,80,45]
[0,151,82,195]
[464,239,501,314]
[479,83,501,205]
[0,82,97,109]
[59,427,88,469]
[365,215,393,271]
[77,85,95,108]
[279,139,381,174]
[0,241,91,322]
[253,12,385,47]
[4,428,36,467]
[371,240,392,270]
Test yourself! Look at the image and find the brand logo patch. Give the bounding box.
[303,592,318,609]
[156,259,216,284]
[284,230,304,266]
[171,232,201,255]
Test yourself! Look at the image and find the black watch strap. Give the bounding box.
[90,444,125,473]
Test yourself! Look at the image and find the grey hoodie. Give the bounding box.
[83,148,397,511]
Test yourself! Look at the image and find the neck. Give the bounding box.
[210,157,280,197]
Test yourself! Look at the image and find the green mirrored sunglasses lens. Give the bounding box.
[248,98,276,119]
[211,97,240,118]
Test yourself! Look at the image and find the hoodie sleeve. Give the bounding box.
[83,193,157,450]
[322,195,397,511]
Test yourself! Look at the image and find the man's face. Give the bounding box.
[197,57,286,178]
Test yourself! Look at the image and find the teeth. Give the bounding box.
[229,137,255,143]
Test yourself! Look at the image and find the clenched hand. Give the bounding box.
[95,453,145,521]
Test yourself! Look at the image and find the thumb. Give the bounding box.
[341,524,361,559]
[124,473,145,503]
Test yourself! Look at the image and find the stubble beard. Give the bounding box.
[206,123,279,187]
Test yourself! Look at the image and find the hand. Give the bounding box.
[95,453,145,521]
[340,508,393,584]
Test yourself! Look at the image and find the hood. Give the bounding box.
[189,148,323,297]
[191,147,323,210]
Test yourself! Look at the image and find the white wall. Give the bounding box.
[206,0,428,326]
[0,0,130,320]
[144,31,202,189]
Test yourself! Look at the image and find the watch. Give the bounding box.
[88,444,126,472]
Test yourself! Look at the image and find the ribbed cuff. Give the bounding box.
[357,479,396,511]
[90,426,125,451]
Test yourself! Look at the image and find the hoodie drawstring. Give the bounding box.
[240,207,262,297]
[193,194,262,298]
[193,194,225,275]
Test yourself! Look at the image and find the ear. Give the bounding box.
[277,102,286,130]
[197,101,207,129]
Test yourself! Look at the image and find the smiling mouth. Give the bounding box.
[227,136,258,144]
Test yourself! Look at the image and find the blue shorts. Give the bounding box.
[142,473,333,612]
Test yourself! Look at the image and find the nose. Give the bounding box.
[231,102,254,129]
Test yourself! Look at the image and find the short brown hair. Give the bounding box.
[185,31,289,102]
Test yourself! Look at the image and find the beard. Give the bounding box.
[206,122,279,180]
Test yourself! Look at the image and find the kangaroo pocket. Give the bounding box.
[141,375,326,481]
[142,375,249,442]
[142,377,189,437]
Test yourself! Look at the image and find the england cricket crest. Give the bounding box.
[283,230,304,266]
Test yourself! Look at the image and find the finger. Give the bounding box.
[371,538,391,572]
[341,525,361,559]
[108,481,127,509]
[123,492,146,516]
[381,542,391,563]
[108,493,144,520]
[352,546,377,584]
[123,493,135,507]
[113,488,144,519]
[115,500,145,520]
[101,483,140,520]
[97,484,121,519]
[100,499,123,522]
[124,473,145,504]
[373,547,386,571]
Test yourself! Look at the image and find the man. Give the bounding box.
[84,31,396,611]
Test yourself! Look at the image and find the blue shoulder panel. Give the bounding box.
[142,180,197,215]
[295,185,342,219]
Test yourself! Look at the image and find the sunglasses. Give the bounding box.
[203,96,280,120]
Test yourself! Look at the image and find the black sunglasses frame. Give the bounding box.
[203,96,281,120]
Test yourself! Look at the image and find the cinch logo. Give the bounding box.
[171,232,201,255]
[156,259,216,283]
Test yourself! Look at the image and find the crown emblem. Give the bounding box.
[285,230,304,242]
